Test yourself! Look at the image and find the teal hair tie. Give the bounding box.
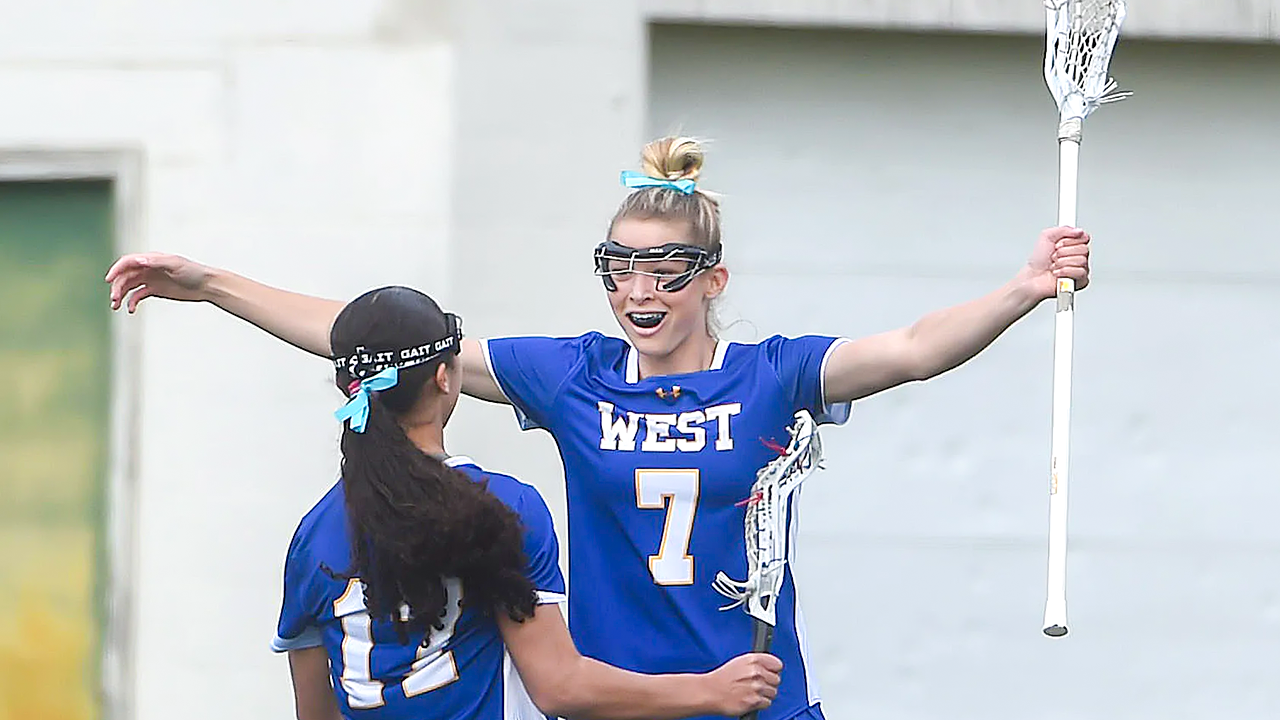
[334,366,399,433]
[620,170,697,195]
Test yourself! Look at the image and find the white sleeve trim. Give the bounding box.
[444,455,477,469]
[478,338,514,403]
[479,338,544,432]
[819,337,850,404]
[270,626,323,653]
[536,590,567,605]
[818,337,853,426]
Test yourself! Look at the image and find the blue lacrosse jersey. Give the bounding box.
[272,456,566,720]
[482,333,851,720]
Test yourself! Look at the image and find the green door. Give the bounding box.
[0,180,114,720]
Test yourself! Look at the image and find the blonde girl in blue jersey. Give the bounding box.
[106,136,1091,720]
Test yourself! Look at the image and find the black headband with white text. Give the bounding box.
[332,312,463,381]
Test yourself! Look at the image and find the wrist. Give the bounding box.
[201,266,234,306]
[1009,267,1049,308]
[688,672,723,716]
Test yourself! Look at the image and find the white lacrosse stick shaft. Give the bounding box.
[1044,127,1079,638]
[1041,0,1129,638]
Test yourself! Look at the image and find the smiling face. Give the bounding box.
[604,217,728,367]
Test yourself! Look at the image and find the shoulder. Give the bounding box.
[725,334,845,361]
[281,481,349,593]
[288,482,347,552]
[723,335,850,400]
[482,332,628,387]
[447,459,560,556]
[750,333,845,348]
[484,331,623,358]
[447,457,554,524]
[576,332,629,368]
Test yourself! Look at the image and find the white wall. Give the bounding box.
[443,0,646,595]
[649,24,1280,719]
[0,2,456,719]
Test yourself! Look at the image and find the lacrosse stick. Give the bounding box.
[1042,0,1130,638]
[713,410,823,720]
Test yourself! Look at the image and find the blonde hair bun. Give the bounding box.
[640,136,705,182]
[610,135,722,255]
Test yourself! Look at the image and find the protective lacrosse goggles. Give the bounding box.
[592,240,722,293]
[333,312,464,381]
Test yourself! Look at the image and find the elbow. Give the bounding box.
[529,683,581,719]
[525,663,585,718]
[898,327,936,383]
[900,331,952,383]
[524,655,593,717]
[906,357,943,384]
[879,350,933,389]
[911,346,973,382]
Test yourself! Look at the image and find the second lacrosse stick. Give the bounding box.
[713,410,824,720]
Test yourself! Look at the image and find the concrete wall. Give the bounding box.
[0,2,456,719]
[644,0,1280,42]
[443,0,646,603]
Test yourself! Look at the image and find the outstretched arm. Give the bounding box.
[824,226,1091,403]
[499,606,781,720]
[106,252,343,356]
[104,253,509,403]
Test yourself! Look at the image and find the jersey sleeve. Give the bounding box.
[270,527,324,653]
[515,485,567,605]
[480,334,593,432]
[764,335,853,426]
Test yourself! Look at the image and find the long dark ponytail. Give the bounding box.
[330,287,536,638]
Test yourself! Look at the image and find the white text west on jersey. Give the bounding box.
[597,401,742,452]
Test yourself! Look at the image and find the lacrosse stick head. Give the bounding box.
[1044,0,1131,124]
[712,410,823,628]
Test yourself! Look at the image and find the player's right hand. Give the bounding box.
[707,652,783,716]
[105,252,215,312]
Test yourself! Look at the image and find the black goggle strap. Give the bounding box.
[333,312,464,381]
[593,241,722,292]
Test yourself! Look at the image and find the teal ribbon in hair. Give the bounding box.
[620,170,696,195]
[335,367,399,433]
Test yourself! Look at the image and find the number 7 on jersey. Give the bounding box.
[635,469,700,586]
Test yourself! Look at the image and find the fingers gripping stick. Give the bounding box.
[712,411,823,719]
[1042,0,1130,638]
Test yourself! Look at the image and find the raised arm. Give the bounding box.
[823,226,1091,403]
[104,252,509,403]
[499,606,781,720]
[106,252,342,355]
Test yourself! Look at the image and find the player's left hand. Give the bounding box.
[705,652,782,716]
[1022,226,1091,300]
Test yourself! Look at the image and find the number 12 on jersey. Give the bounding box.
[635,469,700,585]
[333,577,464,709]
